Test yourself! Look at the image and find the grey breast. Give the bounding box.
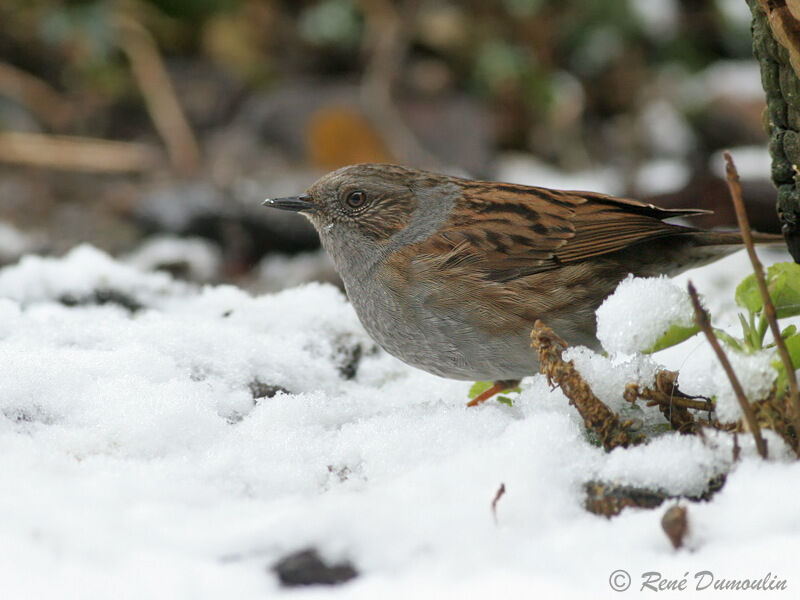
[325,177,540,381]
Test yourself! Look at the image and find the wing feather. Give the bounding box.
[416,181,699,282]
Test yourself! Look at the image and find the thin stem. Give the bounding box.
[723,151,800,438]
[645,396,713,412]
[688,281,768,459]
[114,13,200,175]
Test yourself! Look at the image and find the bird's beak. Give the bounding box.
[262,194,315,212]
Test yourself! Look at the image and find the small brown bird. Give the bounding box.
[264,164,777,405]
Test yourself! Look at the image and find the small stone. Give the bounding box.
[248,380,289,400]
[271,548,357,587]
[59,288,144,313]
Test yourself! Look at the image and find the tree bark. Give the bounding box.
[747,0,800,262]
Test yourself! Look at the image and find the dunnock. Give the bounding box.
[264,164,777,405]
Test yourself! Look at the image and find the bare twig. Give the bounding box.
[531,320,644,450]
[357,0,441,168]
[723,150,800,437]
[0,132,158,172]
[114,13,200,174]
[647,396,712,412]
[750,395,798,452]
[0,62,74,129]
[687,281,768,458]
[624,369,711,434]
[491,483,505,524]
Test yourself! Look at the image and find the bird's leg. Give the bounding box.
[466,379,521,407]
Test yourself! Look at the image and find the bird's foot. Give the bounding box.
[466,379,521,407]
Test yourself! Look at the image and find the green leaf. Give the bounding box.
[772,332,800,396]
[713,328,745,352]
[734,262,800,319]
[738,313,752,343]
[766,324,797,348]
[467,381,494,399]
[496,395,514,406]
[735,274,763,313]
[644,323,700,353]
[766,262,800,318]
[785,333,800,368]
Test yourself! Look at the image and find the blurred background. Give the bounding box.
[0,0,777,292]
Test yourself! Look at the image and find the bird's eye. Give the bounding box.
[345,190,367,209]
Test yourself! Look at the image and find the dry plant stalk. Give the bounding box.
[0,62,74,129]
[0,132,158,172]
[687,282,768,459]
[114,13,200,175]
[750,395,797,451]
[357,0,441,168]
[723,151,800,438]
[624,370,711,434]
[530,320,644,450]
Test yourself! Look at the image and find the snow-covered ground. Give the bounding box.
[1,244,798,599]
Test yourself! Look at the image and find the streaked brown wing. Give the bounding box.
[417,181,703,282]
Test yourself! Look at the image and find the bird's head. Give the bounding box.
[263,164,458,273]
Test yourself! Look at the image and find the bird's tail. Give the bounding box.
[689,230,783,247]
[639,229,785,278]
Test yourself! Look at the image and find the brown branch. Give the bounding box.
[687,281,768,458]
[647,395,712,412]
[357,0,442,168]
[723,150,800,438]
[0,62,74,130]
[624,369,712,434]
[114,13,200,175]
[0,132,159,172]
[531,320,644,450]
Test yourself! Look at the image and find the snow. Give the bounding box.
[597,265,780,424]
[0,245,180,305]
[565,346,661,419]
[123,235,222,283]
[1,244,799,598]
[597,275,696,354]
[669,341,777,425]
[0,221,37,263]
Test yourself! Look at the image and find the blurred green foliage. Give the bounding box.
[298,0,363,48]
[148,0,242,22]
[0,0,760,155]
